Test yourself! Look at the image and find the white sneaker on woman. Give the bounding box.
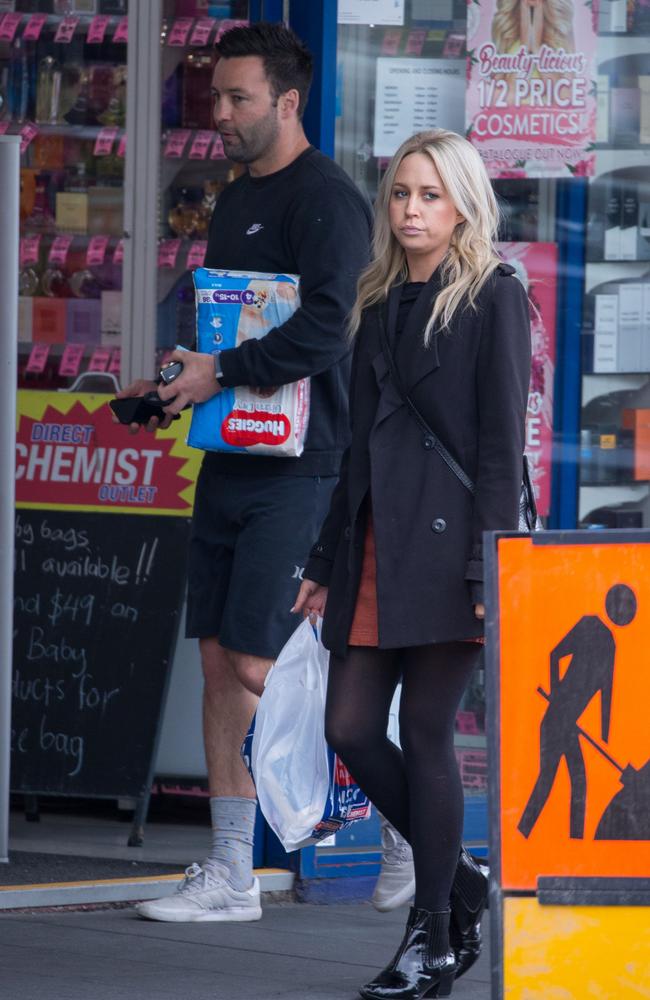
[371,816,416,912]
[135,862,262,922]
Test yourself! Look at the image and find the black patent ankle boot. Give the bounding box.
[359,907,456,1000]
[449,848,489,979]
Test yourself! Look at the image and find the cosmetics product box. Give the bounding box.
[620,184,639,261]
[639,76,650,144]
[33,297,67,345]
[18,296,33,343]
[617,283,643,371]
[593,293,619,372]
[596,75,610,143]
[100,289,122,337]
[622,408,650,480]
[641,284,650,370]
[66,299,101,345]
[55,192,88,234]
[604,180,622,260]
[610,87,640,146]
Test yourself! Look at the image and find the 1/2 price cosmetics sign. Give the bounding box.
[466,0,598,178]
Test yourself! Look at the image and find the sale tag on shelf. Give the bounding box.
[48,234,74,265]
[158,239,181,269]
[113,239,124,265]
[405,29,426,55]
[190,17,216,45]
[20,234,41,267]
[168,17,193,46]
[87,15,111,44]
[26,344,50,375]
[54,16,79,44]
[23,13,47,41]
[210,133,225,159]
[59,344,85,378]
[108,347,121,375]
[189,130,214,160]
[86,235,110,267]
[381,29,402,55]
[113,16,128,43]
[94,126,118,157]
[164,129,191,159]
[186,241,207,268]
[117,133,126,158]
[88,347,110,372]
[0,13,23,43]
[20,123,38,155]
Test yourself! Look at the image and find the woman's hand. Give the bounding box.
[474,603,485,620]
[292,578,328,618]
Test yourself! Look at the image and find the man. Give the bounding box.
[119,22,372,922]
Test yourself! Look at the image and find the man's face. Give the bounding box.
[211,56,281,164]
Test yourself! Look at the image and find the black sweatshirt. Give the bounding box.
[202,146,372,477]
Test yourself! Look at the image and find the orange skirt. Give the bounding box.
[347,516,485,647]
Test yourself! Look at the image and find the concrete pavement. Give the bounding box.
[0,900,491,1000]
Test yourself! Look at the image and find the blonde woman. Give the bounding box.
[293,130,530,999]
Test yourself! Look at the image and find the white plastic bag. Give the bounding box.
[250,618,330,851]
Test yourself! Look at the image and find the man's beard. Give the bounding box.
[220,110,280,164]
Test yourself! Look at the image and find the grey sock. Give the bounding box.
[206,796,256,891]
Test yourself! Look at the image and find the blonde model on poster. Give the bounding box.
[492,0,575,54]
[491,0,576,101]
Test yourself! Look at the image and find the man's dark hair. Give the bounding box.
[214,21,313,118]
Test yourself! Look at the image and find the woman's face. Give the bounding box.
[388,152,464,278]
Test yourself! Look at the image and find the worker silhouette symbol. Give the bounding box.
[518,583,637,840]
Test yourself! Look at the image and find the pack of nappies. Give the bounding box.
[188,268,309,457]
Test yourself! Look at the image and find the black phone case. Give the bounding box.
[110,394,178,425]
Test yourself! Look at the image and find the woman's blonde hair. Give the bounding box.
[349,129,501,343]
[492,0,575,53]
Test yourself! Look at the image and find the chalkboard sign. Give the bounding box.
[11,510,190,800]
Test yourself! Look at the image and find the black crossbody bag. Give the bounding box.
[378,317,541,533]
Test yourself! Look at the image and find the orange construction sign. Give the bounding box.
[488,534,650,891]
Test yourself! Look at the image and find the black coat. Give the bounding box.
[304,263,531,659]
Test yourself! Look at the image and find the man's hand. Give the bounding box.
[157,350,222,415]
[292,579,328,618]
[474,603,485,620]
[113,378,175,435]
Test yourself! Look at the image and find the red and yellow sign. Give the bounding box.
[16,391,201,516]
[496,536,650,889]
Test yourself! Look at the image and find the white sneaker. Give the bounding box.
[135,863,262,923]
[371,817,416,912]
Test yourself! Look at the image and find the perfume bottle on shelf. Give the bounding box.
[24,173,56,232]
[8,37,30,124]
[168,188,200,238]
[64,69,94,127]
[19,268,41,297]
[35,56,62,126]
[97,66,127,127]
[195,179,223,237]
[69,268,103,299]
[182,53,214,130]
[42,265,68,298]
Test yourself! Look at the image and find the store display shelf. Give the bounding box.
[581,373,648,406]
[11,123,126,141]
[596,34,650,59]
[579,482,650,520]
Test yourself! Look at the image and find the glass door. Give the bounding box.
[154,0,248,372]
[4,1,130,390]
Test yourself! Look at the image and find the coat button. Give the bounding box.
[431,518,446,533]
[423,436,435,450]
[314,544,324,553]
[344,526,351,540]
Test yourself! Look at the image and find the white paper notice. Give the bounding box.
[338,0,405,26]
[373,58,465,157]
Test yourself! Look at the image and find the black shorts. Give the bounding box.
[186,464,336,659]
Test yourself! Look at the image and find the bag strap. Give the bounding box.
[378,312,476,496]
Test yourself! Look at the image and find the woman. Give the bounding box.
[293,129,531,999]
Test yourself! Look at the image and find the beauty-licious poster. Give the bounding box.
[466,0,598,178]
[498,242,557,517]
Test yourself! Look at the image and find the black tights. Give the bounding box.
[325,642,480,912]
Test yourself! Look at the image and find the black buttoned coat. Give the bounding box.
[304,263,531,659]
